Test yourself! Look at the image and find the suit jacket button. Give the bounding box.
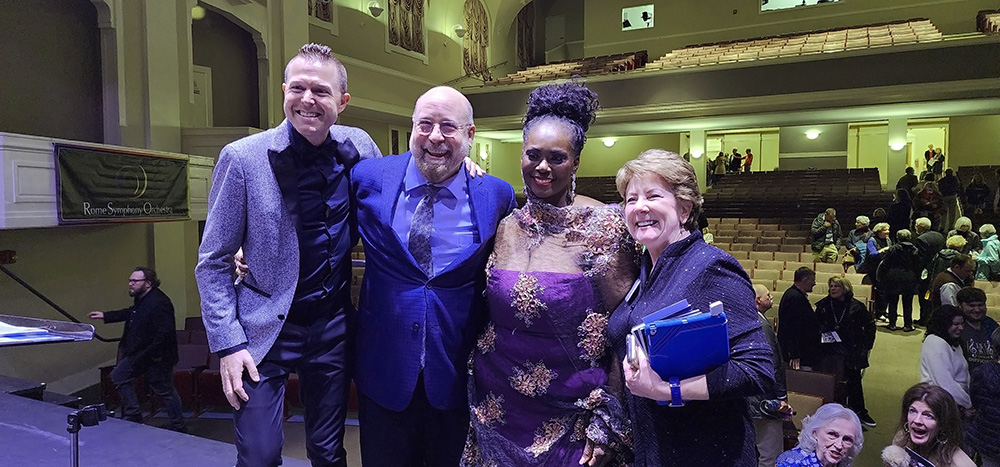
[277,314,285,320]
[412,323,419,331]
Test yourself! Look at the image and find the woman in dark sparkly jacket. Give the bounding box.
[609,149,774,466]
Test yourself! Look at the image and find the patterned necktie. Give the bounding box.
[408,184,441,276]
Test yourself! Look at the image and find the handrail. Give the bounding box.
[0,264,120,343]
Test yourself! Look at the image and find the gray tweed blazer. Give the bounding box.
[195,121,381,363]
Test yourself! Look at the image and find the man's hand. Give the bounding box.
[464,157,486,178]
[220,349,259,410]
[579,439,612,466]
[788,358,801,370]
[88,311,104,320]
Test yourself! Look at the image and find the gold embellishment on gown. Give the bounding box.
[510,272,546,327]
[460,431,498,467]
[509,360,558,397]
[472,392,506,428]
[477,322,497,354]
[571,416,588,442]
[525,418,570,457]
[577,310,608,367]
[575,388,608,411]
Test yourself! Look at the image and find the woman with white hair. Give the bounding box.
[976,223,999,281]
[946,217,982,254]
[776,403,864,467]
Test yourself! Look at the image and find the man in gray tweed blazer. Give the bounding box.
[195,43,381,467]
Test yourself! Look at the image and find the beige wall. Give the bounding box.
[949,115,1000,167]
[0,224,152,391]
[489,133,681,193]
[0,0,103,143]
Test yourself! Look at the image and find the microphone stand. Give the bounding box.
[67,404,108,467]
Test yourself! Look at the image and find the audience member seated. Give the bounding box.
[811,208,842,264]
[879,229,920,332]
[814,277,877,428]
[956,287,998,374]
[930,254,976,309]
[776,403,864,467]
[889,383,975,467]
[925,235,967,292]
[842,216,871,273]
[919,306,972,414]
[977,224,1000,281]
[967,330,1000,467]
[946,216,982,254]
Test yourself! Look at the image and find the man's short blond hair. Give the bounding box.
[284,43,348,94]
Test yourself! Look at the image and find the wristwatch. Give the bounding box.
[668,377,684,407]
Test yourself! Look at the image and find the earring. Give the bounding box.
[937,435,947,445]
[903,424,909,434]
[566,172,576,205]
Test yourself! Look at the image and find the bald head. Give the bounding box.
[409,86,475,183]
[753,284,773,313]
[413,86,473,125]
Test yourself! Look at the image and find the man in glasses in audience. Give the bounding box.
[351,86,515,466]
[89,267,186,433]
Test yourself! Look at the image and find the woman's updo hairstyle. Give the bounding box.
[522,82,599,158]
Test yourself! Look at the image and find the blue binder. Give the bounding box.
[630,300,730,404]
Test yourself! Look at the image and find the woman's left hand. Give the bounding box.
[579,439,612,467]
[622,346,668,401]
[464,157,486,177]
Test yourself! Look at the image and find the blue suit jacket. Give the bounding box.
[195,121,381,363]
[352,152,515,411]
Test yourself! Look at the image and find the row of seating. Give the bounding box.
[644,19,942,71]
[489,50,648,86]
[978,9,1000,34]
[703,168,892,226]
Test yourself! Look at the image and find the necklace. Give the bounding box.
[831,299,848,331]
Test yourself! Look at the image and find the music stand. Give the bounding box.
[1,313,96,466]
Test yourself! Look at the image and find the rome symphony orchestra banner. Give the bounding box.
[55,144,190,224]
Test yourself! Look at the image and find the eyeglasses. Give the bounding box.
[414,121,467,137]
[128,279,148,283]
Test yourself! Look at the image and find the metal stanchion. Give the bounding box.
[66,404,108,467]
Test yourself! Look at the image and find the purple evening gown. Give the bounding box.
[461,202,636,466]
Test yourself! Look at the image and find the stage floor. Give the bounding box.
[0,392,312,466]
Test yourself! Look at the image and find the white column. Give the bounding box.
[689,129,707,192]
[887,118,908,190]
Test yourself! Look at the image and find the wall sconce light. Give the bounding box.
[368,1,383,17]
[479,147,488,160]
[691,150,704,158]
[805,130,821,140]
[453,25,467,38]
[602,137,616,148]
[191,5,206,20]
[889,141,906,151]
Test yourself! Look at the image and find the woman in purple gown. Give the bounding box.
[462,83,637,466]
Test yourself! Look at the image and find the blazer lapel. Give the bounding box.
[266,122,299,223]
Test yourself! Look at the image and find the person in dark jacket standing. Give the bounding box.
[778,267,821,370]
[750,284,794,467]
[815,277,877,428]
[89,267,185,432]
[880,229,922,332]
